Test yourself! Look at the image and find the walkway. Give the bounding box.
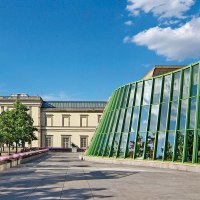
[0,153,200,200]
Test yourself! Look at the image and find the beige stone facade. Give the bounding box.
[0,94,106,149]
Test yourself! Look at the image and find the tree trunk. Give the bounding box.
[8,144,10,155]
[15,142,18,153]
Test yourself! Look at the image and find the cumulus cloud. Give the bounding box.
[124,20,133,26]
[125,17,200,61]
[127,0,195,19]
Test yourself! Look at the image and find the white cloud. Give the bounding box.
[40,92,79,101]
[127,0,195,19]
[125,17,200,61]
[124,20,133,26]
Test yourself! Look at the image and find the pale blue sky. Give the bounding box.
[0,0,199,101]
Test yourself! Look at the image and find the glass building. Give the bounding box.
[87,61,200,164]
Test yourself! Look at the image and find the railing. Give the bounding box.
[0,149,49,162]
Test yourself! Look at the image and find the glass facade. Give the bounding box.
[87,61,200,164]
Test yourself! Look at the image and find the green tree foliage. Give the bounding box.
[0,101,37,155]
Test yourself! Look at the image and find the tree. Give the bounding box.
[0,101,38,155]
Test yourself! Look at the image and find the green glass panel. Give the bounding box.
[182,68,190,98]
[169,101,178,130]
[122,86,129,108]
[139,106,149,132]
[149,105,159,131]
[135,82,143,106]
[162,75,171,102]
[112,110,119,132]
[143,80,152,105]
[159,103,168,131]
[156,132,165,159]
[166,131,175,161]
[105,134,114,156]
[189,98,196,129]
[186,130,194,162]
[97,134,106,156]
[130,107,139,132]
[172,72,181,101]
[152,77,162,104]
[178,99,188,130]
[191,64,199,97]
[128,84,135,107]
[135,132,146,159]
[99,134,108,156]
[116,88,124,109]
[117,109,125,132]
[176,130,185,161]
[126,132,136,158]
[123,108,132,132]
[145,132,156,160]
[111,133,121,157]
[118,133,128,158]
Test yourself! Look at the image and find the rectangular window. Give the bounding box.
[131,107,139,132]
[172,72,181,100]
[182,68,190,98]
[143,80,152,105]
[123,108,132,132]
[191,64,199,97]
[178,99,188,130]
[1,106,4,112]
[46,115,53,126]
[98,115,102,123]
[63,115,70,127]
[80,136,88,148]
[149,105,159,131]
[162,75,171,102]
[80,115,88,127]
[159,103,168,131]
[117,109,125,132]
[156,132,165,160]
[176,130,185,161]
[166,131,175,161]
[169,101,178,130]
[62,136,71,148]
[152,78,162,104]
[135,82,143,106]
[122,86,129,108]
[127,132,136,158]
[145,132,156,160]
[128,84,135,107]
[189,98,196,129]
[135,132,146,159]
[45,136,53,147]
[139,106,149,132]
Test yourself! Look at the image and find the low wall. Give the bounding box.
[0,149,49,171]
[84,156,200,173]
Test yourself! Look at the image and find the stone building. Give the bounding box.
[0,94,107,149]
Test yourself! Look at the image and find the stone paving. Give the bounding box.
[0,152,200,199]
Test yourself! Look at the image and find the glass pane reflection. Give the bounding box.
[128,84,135,107]
[126,132,136,158]
[135,82,143,106]
[178,100,188,130]
[131,107,139,132]
[189,98,196,129]
[172,72,181,100]
[182,68,190,98]
[169,102,178,130]
[123,108,132,132]
[166,132,175,161]
[156,132,165,159]
[119,133,128,158]
[162,75,171,102]
[139,106,149,132]
[191,64,199,97]
[135,132,146,159]
[112,133,120,157]
[149,105,159,131]
[143,80,152,105]
[176,130,185,161]
[186,130,194,162]
[145,132,156,160]
[153,78,162,104]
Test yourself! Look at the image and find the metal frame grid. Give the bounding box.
[86,61,200,164]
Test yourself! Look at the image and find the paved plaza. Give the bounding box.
[0,153,200,200]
